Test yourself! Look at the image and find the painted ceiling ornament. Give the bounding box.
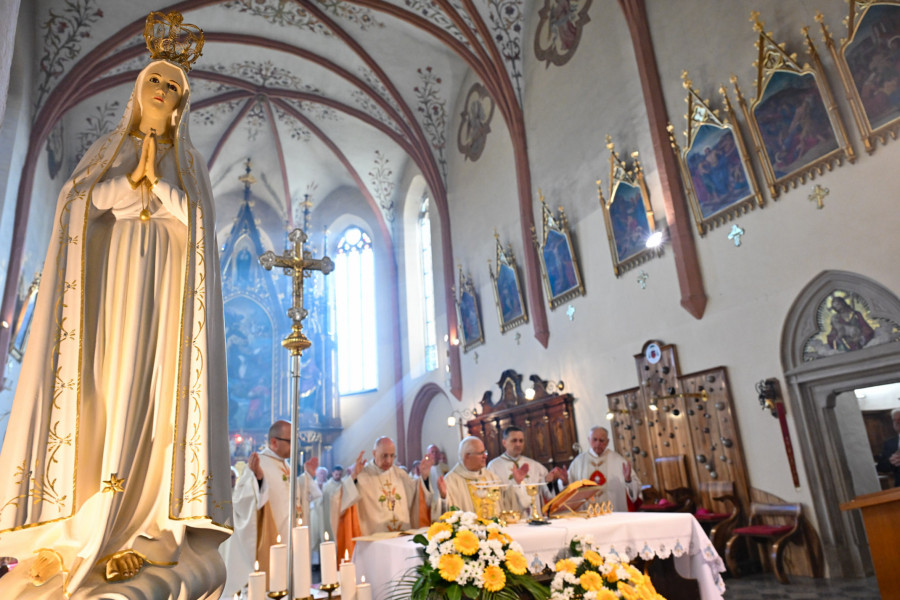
[457,82,495,161]
[533,0,593,68]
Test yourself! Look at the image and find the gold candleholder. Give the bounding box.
[294,596,314,600]
[320,582,340,600]
[268,592,288,599]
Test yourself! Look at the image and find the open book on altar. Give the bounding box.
[542,480,602,517]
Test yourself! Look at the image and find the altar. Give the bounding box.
[353,512,726,600]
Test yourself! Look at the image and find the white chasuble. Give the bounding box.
[486,454,551,512]
[440,464,504,517]
[220,448,320,597]
[348,463,431,535]
[567,449,641,512]
[0,61,231,600]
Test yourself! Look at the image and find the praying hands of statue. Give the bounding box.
[623,461,632,483]
[512,462,529,484]
[129,129,159,187]
[350,450,367,478]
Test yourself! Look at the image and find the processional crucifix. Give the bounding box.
[260,228,333,598]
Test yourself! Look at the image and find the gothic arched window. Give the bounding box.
[335,226,377,393]
[418,196,438,372]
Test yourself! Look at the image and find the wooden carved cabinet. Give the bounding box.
[466,369,579,470]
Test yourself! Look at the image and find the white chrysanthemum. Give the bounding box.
[508,540,524,554]
[584,591,599,600]
[614,565,630,581]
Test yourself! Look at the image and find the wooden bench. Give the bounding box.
[694,482,740,556]
[724,502,802,584]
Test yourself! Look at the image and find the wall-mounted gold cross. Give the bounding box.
[260,228,334,355]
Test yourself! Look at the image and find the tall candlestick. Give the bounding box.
[357,575,373,600]
[320,531,338,586]
[249,561,266,600]
[292,518,312,598]
[339,551,357,600]
[269,534,288,592]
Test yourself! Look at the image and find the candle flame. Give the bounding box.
[298,517,303,526]
[277,534,282,543]
[324,531,330,541]
[254,560,260,571]
[344,550,350,561]
[361,576,366,583]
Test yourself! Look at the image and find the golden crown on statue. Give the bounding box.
[143,11,204,72]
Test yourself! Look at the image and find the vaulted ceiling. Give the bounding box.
[28,0,536,243]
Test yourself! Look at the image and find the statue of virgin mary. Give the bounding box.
[0,12,232,599]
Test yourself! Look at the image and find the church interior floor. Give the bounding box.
[722,573,882,599]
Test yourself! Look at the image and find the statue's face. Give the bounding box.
[139,62,184,125]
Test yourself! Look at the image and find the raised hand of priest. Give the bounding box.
[420,453,434,475]
[437,474,447,499]
[350,450,367,477]
[304,455,319,477]
[547,466,567,484]
[512,462,529,484]
[249,452,263,480]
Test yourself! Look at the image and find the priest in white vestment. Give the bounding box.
[220,421,322,596]
[0,19,232,598]
[567,426,641,512]
[437,436,504,517]
[343,437,436,536]
[487,426,568,514]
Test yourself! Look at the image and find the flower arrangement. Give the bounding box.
[396,510,549,600]
[550,535,667,600]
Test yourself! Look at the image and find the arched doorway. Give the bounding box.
[781,270,900,577]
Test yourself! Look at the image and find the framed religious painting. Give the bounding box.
[488,233,528,333]
[9,273,40,361]
[732,13,854,199]
[457,82,494,162]
[454,264,485,352]
[533,0,593,67]
[669,72,763,235]
[818,2,900,154]
[598,137,661,277]
[533,189,584,309]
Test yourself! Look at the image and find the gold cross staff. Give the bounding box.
[259,228,334,355]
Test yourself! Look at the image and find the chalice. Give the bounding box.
[524,483,549,524]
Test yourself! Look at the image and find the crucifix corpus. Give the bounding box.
[259,227,334,597]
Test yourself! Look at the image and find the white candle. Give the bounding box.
[248,561,266,600]
[320,531,338,586]
[292,518,312,598]
[357,575,373,600]
[339,551,357,600]
[269,534,288,591]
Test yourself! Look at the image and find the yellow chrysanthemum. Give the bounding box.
[483,565,506,592]
[596,589,618,600]
[617,581,640,600]
[605,567,619,583]
[584,550,604,567]
[555,558,577,574]
[504,550,528,575]
[579,571,604,592]
[488,530,511,545]
[453,529,480,556]
[624,564,644,583]
[440,511,458,521]
[427,521,453,540]
[437,553,464,582]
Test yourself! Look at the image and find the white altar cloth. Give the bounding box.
[353,512,726,600]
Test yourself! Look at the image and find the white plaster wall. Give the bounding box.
[435,0,900,526]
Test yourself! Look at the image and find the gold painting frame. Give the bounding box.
[598,136,660,277]
[453,264,485,352]
[533,189,585,309]
[488,232,528,334]
[732,13,854,199]
[817,2,900,154]
[669,72,763,235]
